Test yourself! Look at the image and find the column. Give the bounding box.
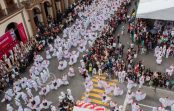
[40,2,48,26]
[51,0,57,18]
[68,0,72,7]
[28,9,37,35]
[61,0,65,12]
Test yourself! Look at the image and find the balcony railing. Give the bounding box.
[6,3,20,14]
[0,3,23,21]
[0,9,6,20]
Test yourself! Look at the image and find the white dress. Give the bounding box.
[127,92,134,104]
[62,75,69,85]
[68,67,75,77]
[105,85,113,95]
[127,79,137,91]
[156,54,162,64]
[46,50,51,59]
[135,90,146,101]
[113,85,123,96]
[6,104,13,111]
[40,100,52,110]
[159,97,174,108]
[131,103,141,111]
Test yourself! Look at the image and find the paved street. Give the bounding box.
[0,0,174,111]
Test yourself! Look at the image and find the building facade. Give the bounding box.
[0,0,77,39]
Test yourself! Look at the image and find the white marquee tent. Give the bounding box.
[136,0,174,21]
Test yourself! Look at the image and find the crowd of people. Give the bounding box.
[1,0,174,111]
[0,38,37,91]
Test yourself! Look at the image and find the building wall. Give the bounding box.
[0,11,28,37]
[0,0,76,38]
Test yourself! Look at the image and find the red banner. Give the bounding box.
[0,32,14,58]
[17,23,28,43]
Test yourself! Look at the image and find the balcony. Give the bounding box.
[6,3,21,14]
[0,3,23,22]
[21,0,35,9]
[0,9,6,20]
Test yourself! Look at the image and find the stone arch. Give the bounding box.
[32,7,42,27]
[5,22,21,41]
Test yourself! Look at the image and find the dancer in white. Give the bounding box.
[68,65,75,77]
[67,89,74,102]
[83,92,91,103]
[26,87,33,98]
[135,89,146,101]
[159,97,174,108]
[113,85,123,96]
[6,104,14,111]
[104,84,113,95]
[126,91,135,104]
[102,92,111,103]
[40,99,52,110]
[62,74,69,85]
[127,78,137,91]
[139,75,145,88]
[46,50,51,59]
[58,60,67,70]
[131,102,141,111]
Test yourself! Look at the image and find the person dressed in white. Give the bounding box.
[52,48,57,57]
[39,85,50,96]
[92,68,97,75]
[126,91,135,104]
[171,104,174,111]
[51,105,57,111]
[102,92,111,103]
[40,72,47,84]
[64,49,71,59]
[121,70,127,83]
[31,80,39,92]
[78,43,86,52]
[58,92,66,102]
[48,44,54,52]
[166,64,174,76]
[58,60,67,70]
[118,71,122,83]
[104,84,113,95]
[62,74,69,85]
[135,89,146,101]
[166,48,171,58]
[98,78,107,89]
[6,104,13,111]
[68,66,75,77]
[159,97,174,108]
[139,75,145,88]
[2,89,14,102]
[35,77,43,87]
[110,101,119,110]
[113,85,123,96]
[84,79,93,93]
[131,102,141,111]
[156,54,162,65]
[21,92,28,104]
[127,78,137,91]
[40,99,52,110]
[69,51,79,65]
[67,89,74,102]
[83,92,91,103]
[26,87,33,98]
[50,79,62,90]
[18,106,24,111]
[46,50,51,59]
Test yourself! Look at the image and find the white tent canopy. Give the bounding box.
[136,0,174,21]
